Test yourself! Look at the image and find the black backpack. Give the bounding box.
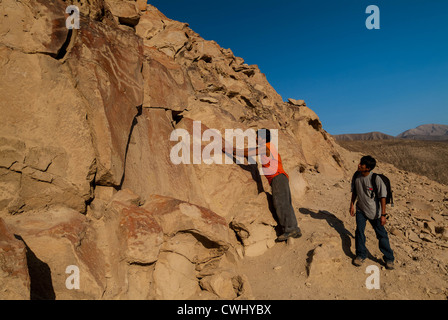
[352,172,394,207]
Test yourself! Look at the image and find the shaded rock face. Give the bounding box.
[0,0,344,299]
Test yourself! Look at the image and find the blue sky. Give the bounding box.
[148,0,448,136]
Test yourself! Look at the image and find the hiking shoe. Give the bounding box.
[353,256,366,267]
[276,229,302,242]
[385,260,395,270]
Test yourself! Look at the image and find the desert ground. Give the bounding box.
[236,143,448,300]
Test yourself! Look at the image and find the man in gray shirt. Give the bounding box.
[350,155,395,269]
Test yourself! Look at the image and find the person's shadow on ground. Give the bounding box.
[299,208,384,265]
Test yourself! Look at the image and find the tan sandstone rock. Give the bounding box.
[0,218,30,299]
[0,0,352,300]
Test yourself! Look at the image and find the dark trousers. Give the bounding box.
[271,174,300,233]
[355,210,394,262]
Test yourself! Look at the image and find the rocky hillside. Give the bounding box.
[333,124,448,141]
[336,139,448,186]
[333,132,395,141]
[0,0,447,300]
[397,124,448,141]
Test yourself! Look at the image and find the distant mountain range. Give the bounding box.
[333,124,448,141]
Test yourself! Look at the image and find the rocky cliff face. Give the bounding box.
[2,1,446,301]
[0,0,344,299]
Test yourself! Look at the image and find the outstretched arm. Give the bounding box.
[222,140,265,158]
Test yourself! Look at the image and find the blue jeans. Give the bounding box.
[355,210,394,262]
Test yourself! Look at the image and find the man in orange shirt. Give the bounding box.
[224,129,302,242]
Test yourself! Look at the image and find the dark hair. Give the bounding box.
[257,129,271,143]
[360,155,376,171]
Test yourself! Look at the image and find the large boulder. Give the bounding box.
[121,108,203,205]
[0,0,68,55]
[0,47,96,214]
[4,207,106,299]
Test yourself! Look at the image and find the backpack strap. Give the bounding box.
[351,171,360,196]
[371,173,378,199]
